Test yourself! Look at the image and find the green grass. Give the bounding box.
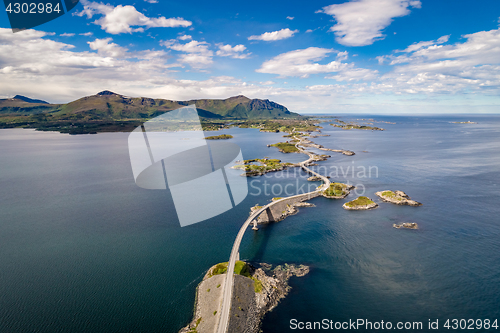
[381,191,403,201]
[208,262,228,277]
[205,134,233,140]
[234,158,293,175]
[345,196,375,207]
[270,142,299,153]
[208,261,263,293]
[323,183,348,197]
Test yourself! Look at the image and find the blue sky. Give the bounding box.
[1,0,500,113]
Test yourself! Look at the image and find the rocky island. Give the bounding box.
[375,190,422,206]
[393,222,419,229]
[322,182,354,199]
[179,261,309,333]
[343,196,378,210]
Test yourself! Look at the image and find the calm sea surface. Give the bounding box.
[1,115,499,332]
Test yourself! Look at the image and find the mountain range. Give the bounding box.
[0,91,298,120]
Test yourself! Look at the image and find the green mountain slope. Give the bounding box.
[32,91,298,120]
[0,91,300,134]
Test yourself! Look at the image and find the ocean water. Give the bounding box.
[0,115,499,332]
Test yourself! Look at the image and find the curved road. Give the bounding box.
[216,135,331,333]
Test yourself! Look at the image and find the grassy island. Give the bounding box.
[233,158,294,176]
[343,196,378,210]
[375,190,422,206]
[323,183,351,198]
[270,142,299,153]
[205,134,233,140]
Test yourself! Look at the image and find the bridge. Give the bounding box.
[215,135,331,333]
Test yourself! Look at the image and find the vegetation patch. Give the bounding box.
[205,134,233,140]
[345,196,375,208]
[381,191,402,201]
[323,183,349,197]
[270,142,299,153]
[233,158,294,176]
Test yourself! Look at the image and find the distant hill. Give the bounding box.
[13,95,49,104]
[50,91,297,120]
[0,91,301,134]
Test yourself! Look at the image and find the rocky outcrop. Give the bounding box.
[179,263,309,333]
[393,222,418,229]
[375,190,422,206]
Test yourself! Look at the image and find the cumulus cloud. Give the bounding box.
[0,28,180,100]
[162,38,213,68]
[60,33,75,37]
[257,47,365,78]
[216,44,250,59]
[80,32,93,36]
[397,35,450,53]
[88,37,128,57]
[178,34,192,40]
[144,0,158,3]
[248,28,298,41]
[376,27,500,94]
[256,47,378,81]
[74,0,192,34]
[286,16,294,20]
[319,0,421,46]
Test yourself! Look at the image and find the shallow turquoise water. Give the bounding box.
[0,115,499,332]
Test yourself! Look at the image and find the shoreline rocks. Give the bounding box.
[375,190,422,206]
[179,262,310,333]
[393,222,419,229]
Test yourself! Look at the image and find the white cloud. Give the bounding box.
[144,0,158,3]
[216,44,250,59]
[256,47,350,77]
[60,33,75,37]
[75,0,191,34]
[397,35,450,53]
[319,0,421,46]
[0,28,179,100]
[88,37,128,57]
[248,28,298,41]
[80,32,93,36]
[375,27,500,95]
[162,38,213,68]
[286,16,294,20]
[178,34,192,40]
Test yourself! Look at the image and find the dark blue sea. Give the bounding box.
[1,115,499,332]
